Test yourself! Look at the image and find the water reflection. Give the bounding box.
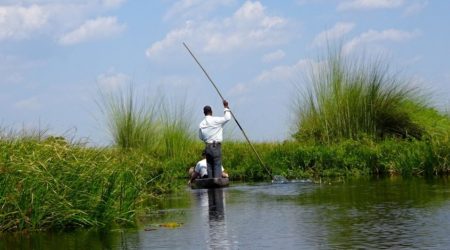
[205,188,230,249]
[208,188,225,219]
[296,177,450,248]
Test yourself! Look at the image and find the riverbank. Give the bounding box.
[1,134,449,232]
[0,137,179,232]
[223,138,450,180]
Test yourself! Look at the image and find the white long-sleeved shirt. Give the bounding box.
[199,108,231,143]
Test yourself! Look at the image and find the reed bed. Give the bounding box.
[0,136,168,232]
[97,86,198,158]
[1,124,449,232]
[223,48,450,181]
[222,138,450,181]
[97,86,160,151]
[0,86,202,232]
[293,49,425,142]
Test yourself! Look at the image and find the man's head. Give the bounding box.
[203,105,212,116]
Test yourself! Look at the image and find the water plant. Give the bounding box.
[158,97,195,159]
[293,48,425,142]
[0,136,169,232]
[96,84,201,184]
[97,85,160,151]
[97,86,198,157]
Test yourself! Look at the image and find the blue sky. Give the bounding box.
[1,0,449,144]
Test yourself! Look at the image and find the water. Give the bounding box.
[1,177,450,249]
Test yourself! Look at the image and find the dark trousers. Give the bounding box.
[205,143,223,178]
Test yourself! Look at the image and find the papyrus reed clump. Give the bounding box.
[98,86,160,151]
[97,86,195,157]
[293,50,425,142]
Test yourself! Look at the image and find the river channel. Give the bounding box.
[1,177,450,249]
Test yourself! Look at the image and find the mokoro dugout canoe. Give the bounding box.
[190,177,229,189]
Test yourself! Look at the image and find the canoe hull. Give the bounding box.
[191,178,229,189]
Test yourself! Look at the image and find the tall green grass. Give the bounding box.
[97,86,197,157]
[0,136,167,232]
[0,125,49,142]
[0,86,200,232]
[293,49,425,142]
[97,86,160,151]
[1,129,449,232]
[222,139,449,180]
[158,97,195,159]
[97,85,201,181]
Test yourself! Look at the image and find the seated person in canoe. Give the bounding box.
[189,150,228,185]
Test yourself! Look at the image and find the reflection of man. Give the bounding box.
[189,151,229,184]
[207,188,230,249]
[208,188,225,219]
[199,100,231,178]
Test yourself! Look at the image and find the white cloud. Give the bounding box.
[403,1,428,17]
[256,59,311,84]
[0,2,127,42]
[59,16,125,45]
[146,20,194,58]
[14,97,42,110]
[343,29,420,54]
[0,4,49,40]
[164,0,235,21]
[146,1,288,58]
[338,0,404,11]
[97,70,130,90]
[312,22,355,47]
[1,0,126,8]
[262,49,286,63]
[228,60,310,99]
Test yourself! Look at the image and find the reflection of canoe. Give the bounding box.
[191,178,229,189]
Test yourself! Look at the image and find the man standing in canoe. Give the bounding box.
[199,100,231,178]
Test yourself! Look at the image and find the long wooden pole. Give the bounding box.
[183,42,272,178]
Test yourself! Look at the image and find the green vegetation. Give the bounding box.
[0,136,161,231]
[1,49,450,232]
[223,138,449,181]
[293,49,425,142]
[0,86,204,232]
[97,86,197,161]
[2,134,448,232]
[97,86,160,151]
[222,48,450,181]
[0,130,202,232]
